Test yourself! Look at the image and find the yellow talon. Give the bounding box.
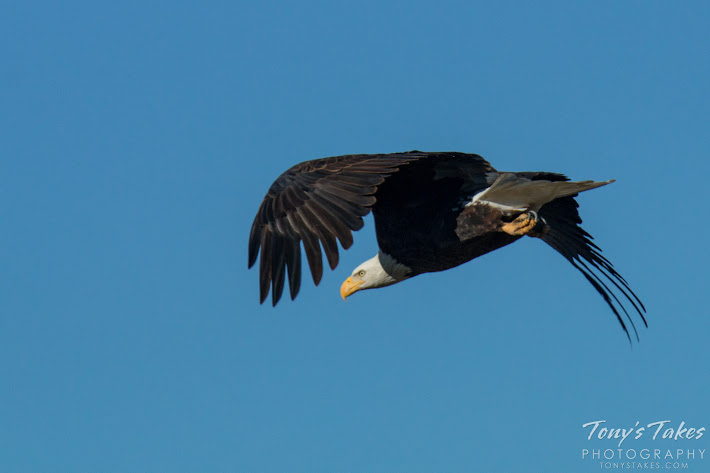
[501,211,547,236]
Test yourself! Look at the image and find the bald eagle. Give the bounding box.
[248,151,646,340]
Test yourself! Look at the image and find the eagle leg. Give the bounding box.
[500,210,549,237]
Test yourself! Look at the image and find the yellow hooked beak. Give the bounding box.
[340,276,364,301]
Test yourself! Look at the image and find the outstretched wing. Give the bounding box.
[248,152,422,306]
[523,173,648,342]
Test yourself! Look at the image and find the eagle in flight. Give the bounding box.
[248,151,646,340]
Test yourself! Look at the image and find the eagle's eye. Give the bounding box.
[358,270,366,277]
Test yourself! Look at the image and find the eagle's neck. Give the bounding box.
[370,251,412,287]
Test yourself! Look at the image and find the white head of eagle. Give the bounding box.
[340,251,413,300]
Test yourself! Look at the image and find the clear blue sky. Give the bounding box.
[2,1,709,472]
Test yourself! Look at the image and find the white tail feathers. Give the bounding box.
[471,172,614,212]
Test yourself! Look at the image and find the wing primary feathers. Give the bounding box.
[302,200,354,249]
[571,259,633,343]
[248,221,262,269]
[281,186,305,211]
[575,256,640,342]
[301,228,323,286]
[591,255,647,316]
[309,190,366,232]
[328,172,385,186]
[317,181,377,206]
[285,237,301,300]
[541,220,645,342]
[297,204,340,270]
[583,255,647,325]
[286,209,323,286]
[259,227,273,304]
[317,229,340,270]
[545,230,634,342]
[541,214,647,326]
[270,232,286,306]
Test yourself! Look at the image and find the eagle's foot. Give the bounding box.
[501,211,549,237]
